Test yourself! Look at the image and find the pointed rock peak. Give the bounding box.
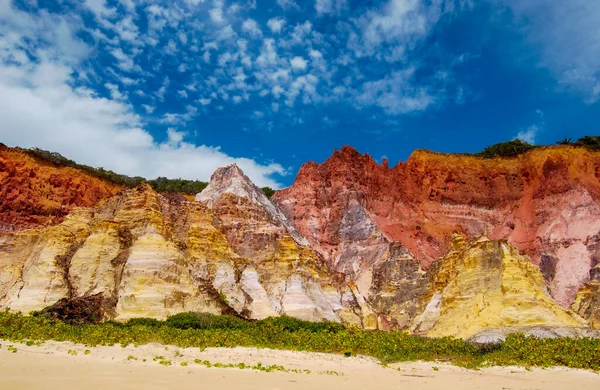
[209,163,247,183]
[321,146,378,172]
[338,145,360,156]
[196,164,261,207]
[329,146,365,162]
[196,164,310,247]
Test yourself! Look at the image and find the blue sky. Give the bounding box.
[0,0,598,188]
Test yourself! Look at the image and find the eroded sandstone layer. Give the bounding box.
[273,146,600,310]
[0,144,123,231]
[412,235,585,339]
[0,175,373,326]
[0,145,599,337]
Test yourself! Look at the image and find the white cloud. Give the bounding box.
[119,76,136,86]
[357,69,434,114]
[272,85,285,98]
[290,21,312,43]
[290,56,307,70]
[161,113,184,124]
[309,49,323,59]
[164,39,177,55]
[166,128,186,144]
[315,0,347,15]
[177,90,188,99]
[155,76,170,101]
[142,104,155,114]
[105,83,124,100]
[84,0,116,19]
[267,17,286,34]
[514,125,538,144]
[114,16,139,42]
[119,0,136,11]
[111,47,139,72]
[256,38,279,67]
[178,31,188,45]
[501,0,600,103]
[217,25,236,41]
[0,1,286,188]
[198,98,212,105]
[241,18,262,37]
[277,0,299,10]
[351,0,455,62]
[285,74,319,106]
[185,0,206,6]
[209,5,224,23]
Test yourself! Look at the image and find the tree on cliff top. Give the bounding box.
[574,136,600,150]
[475,139,537,158]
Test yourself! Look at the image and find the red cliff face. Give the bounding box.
[273,145,600,307]
[0,145,124,231]
[1,144,599,334]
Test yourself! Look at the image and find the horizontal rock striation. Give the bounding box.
[0,179,372,326]
[411,235,585,339]
[0,144,123,231]
[0,144,599,337]
[273,146,600,310]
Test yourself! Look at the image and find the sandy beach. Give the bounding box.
[0,340,598,389]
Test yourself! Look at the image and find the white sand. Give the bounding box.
[0,339,598,389]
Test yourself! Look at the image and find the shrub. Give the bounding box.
[165,312,250,330]
[475,139,537,158]
[147,177,208,194]
[124,318,163,328]
[556,137,573,145]
[261,187,276,198]
[574,136,600,150]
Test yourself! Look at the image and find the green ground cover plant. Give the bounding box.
[1,311,599,371]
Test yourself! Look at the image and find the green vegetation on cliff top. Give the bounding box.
[22,147,275,197]
[474,135,600,158]
[1,311,599,371]
[5,136,600,193]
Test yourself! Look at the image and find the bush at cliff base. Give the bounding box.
[1,311,600,371]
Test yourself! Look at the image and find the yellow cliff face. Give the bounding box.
[0,210,92,313]
[1,156,597,337]
[412,235,585,339]
[0,184,373,325]
[572,275,600,329]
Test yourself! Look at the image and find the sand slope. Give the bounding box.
[0,340,598,389]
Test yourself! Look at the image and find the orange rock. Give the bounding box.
[0,144,123,231]
[274,145,600,307]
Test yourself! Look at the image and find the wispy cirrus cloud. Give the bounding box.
[500,0,600,103]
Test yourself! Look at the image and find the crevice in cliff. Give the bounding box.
[107,227,135,318]
[55,239,85,300]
